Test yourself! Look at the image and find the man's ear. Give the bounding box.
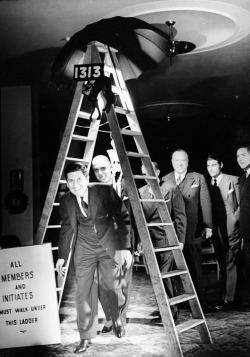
[221,162,224,169]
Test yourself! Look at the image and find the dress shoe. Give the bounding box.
[73,339,92,353]
[101,325,113,333]
[113,323,125,338]
[202,304,222,313]
[152,311,178,323]
[150,309,160,316]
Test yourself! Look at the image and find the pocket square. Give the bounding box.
[191,184,199,188]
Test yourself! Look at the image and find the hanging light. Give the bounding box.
[165,20,196,64]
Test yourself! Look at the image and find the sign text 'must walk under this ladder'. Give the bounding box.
[34,42,212,357]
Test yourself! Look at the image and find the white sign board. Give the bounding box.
[0,244,61,348]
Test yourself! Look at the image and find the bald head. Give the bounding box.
[92,155,113,184]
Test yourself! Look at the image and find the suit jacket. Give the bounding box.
[139,180,186,246]
[239,173,250,240]
[209,173,240,244]
[163,171,212,243]
[58,184,131,262]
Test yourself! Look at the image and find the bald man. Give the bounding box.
[92,155,134,333]
[92,155,113,185]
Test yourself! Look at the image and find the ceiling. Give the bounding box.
[1,0,250,168]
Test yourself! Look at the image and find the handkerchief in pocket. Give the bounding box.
[191,184,199,188]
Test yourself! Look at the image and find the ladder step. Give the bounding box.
[72,134,93,142]
[169,293,196,306]
[147,222,172,227]
[66,157,89,164]
[78,110,91,119]
[56,287,63,292]
[47,225,61,229]
[176,319,205,334]
[154,245,180,253]
[161,269,188,278]
[114,106,129,115]
[111,85,123,94]
[53,203,60,206]
[140,198,165,203]
[120,129,142,136]
[59,179,67,184]
[126,152,150,158]
[133,174,157,180]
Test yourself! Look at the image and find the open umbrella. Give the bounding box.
[51,16,171,87]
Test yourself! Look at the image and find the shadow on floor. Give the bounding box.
[1,267,250,356]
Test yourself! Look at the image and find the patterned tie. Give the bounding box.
[176,175,182,185]
[81,198,88,214]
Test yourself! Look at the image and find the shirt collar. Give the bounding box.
[212,173,223,185]
[76,188,88,205]
[174,171,187,181]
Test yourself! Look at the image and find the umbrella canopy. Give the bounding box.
[51,16,171,87]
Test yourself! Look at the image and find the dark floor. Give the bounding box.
[1,265,250,357]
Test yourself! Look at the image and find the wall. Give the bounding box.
[1,86,33,246]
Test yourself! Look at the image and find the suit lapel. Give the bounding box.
[219,174,229,196]
[169,172,176,185]
[240,174,250,200]
[88,186,99,221]
[67,193,78,230]
[140,185,156,218]
[180,172,195,196]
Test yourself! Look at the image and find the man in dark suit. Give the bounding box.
[207,154,240,309]
[92,155,134,332]
[139,161,186,321]
[56,162,132,353]
[236,145,250,300]
[163,149,212,310]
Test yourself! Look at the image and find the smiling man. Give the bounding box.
[163,149,213,311]
[207,154,240,310]
[56,161,132,353]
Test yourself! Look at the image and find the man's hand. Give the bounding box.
[114,250,132,269]
[56,259,66,277]
[203,228,212,239]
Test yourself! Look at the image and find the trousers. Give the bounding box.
[73,239,126,339]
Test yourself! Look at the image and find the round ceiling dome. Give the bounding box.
[105,0,250,54]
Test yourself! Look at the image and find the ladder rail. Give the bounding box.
[35,79,85,245]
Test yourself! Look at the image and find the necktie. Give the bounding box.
[213,178,217,187]
[81,198,88,214]
[176,175,182,185]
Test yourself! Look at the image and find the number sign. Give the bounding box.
[73,63,104,81]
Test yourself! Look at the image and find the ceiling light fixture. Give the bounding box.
[166,20,196,64]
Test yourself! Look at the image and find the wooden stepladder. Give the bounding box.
[35,41,212,356]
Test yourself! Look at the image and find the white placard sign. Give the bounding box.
[0,244,61,348]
